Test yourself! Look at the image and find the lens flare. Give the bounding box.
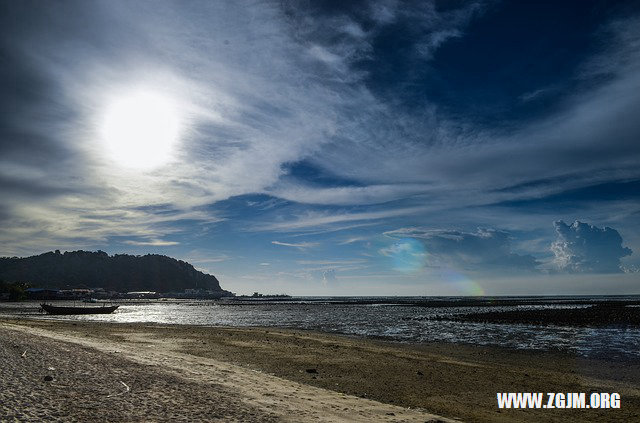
[440,269,485,296]
[389,238,427,273]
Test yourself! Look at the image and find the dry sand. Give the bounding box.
[1,318,639,422]
[0,319,455,422]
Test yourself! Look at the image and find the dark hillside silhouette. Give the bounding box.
[0,250,231,294]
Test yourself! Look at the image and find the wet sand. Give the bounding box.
[1,318,639,422]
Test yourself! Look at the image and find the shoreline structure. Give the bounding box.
[2,318,639,422]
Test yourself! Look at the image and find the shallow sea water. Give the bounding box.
[3,297,640,360]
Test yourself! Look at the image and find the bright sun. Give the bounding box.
[101,91,181,169]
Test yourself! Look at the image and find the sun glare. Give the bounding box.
[101,91,181,169]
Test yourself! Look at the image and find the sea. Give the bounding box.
[3,296,640,360]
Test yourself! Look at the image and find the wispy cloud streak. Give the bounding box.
[271,241,319,250]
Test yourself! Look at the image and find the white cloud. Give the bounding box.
[122,239,179,246]
[338,236,369,245]
[271,240,319,250]
[322,269,337,285]
[384,227,540,272]
[268,183,431,206]
[2,0,639,277]
[551,220,632,273]
[518,86,558,103]
[296,259,367,265]
[299,17,640,212]
[0,1,343,251]
[257,206,427,232]
[369,1,398,24]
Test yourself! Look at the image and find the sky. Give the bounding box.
[1,0,639,295]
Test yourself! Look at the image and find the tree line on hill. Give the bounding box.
[0,250,232,295]
[0,280,30,301]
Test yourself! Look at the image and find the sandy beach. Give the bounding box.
[1,318,639,422]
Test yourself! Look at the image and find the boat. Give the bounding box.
[40,303,119,315]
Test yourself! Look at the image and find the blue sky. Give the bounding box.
[1,0,639,295]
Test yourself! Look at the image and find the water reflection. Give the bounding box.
[4,300,639,360]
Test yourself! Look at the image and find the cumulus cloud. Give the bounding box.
[551,220,632,273]
[322,269,336,284]
[384,227,540,272]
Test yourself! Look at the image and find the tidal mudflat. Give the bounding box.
[2,318,639,422]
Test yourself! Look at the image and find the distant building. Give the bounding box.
[58,289,93,299]
[26,288,60,300]
[124,291,159,299]
[181,288,227,299]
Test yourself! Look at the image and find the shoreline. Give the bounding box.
[2,318,640,422]
[4,298,640,362]
[7,311,640,362]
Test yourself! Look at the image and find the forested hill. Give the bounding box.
[0,250,232,294]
